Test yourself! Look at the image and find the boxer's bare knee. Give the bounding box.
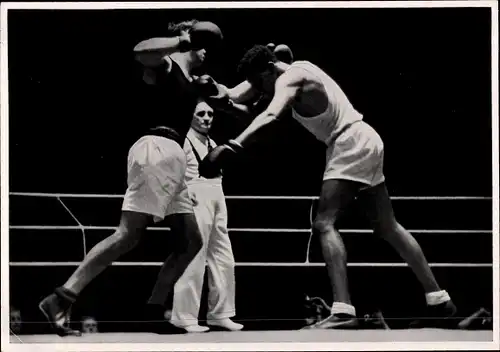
[313,179,359,257]
[312,213,337,235]
[313,216,346,259]
[313,216,340,246]
[115,210,151,251]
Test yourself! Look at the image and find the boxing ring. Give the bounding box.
[7,192,496,345]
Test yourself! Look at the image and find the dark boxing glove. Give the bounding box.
[274,44,294,64]
[180,21,223,52]
[199,140,243,178]
[266,42,293,64]
[266,43,276,51]
[194,75,220,96]
[193,75,233,111]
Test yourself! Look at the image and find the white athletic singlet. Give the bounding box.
[289,61,363,144]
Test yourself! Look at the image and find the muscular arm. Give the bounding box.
[224,81,259,104]
[233,72,303,148]
[225,102,253,120]
[133,36,184,69]
[214,83,255,122]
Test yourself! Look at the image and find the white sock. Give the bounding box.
[330,302,356,316]
[425,290,451,306]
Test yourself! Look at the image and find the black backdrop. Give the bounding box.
[8,7,492,196]
[7,6,494,333]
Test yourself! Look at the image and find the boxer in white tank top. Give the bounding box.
[201,45,457,329]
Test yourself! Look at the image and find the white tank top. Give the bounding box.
[290,61,363,144]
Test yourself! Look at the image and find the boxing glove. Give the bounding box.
[193,75,233,111]
[274,44,293,64]
[199,140,243,178]
[266,43,276,51]
[265,42,293,64]
[193,75,220,96]
[187,21,223,51]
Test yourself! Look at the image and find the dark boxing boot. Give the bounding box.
[39,287,81,336]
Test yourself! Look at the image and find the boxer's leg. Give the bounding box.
[166,185,211,332]
[206,191,242,331]
[358,182,457,327]
[39,136,196,336]
[359,183,441,293]
[39,136,174,336]
[147,181,204,334]
[64,211,151,294]
[39,210,151,336]
[307,179,361,329]
[148,213,204,309]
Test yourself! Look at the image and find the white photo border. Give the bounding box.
[1,1,498,351]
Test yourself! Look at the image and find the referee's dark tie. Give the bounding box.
[205,136,221,175]
[206,136,213,153]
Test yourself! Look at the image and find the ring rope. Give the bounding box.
[305,199,316,263]
[8,261,492,268]
[55,197,87,257]
[8,192,493,272]
[8,192,492,201]
[9,225,492,234]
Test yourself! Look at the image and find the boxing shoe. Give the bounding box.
[39,291,82,337]
[408,300,458,329]
[207,318,244,331]
[301,313,359,330]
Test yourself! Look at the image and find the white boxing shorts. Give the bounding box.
[324,121,385,188]
[122,135,194,223]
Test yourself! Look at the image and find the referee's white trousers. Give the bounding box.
[170,180,237,327]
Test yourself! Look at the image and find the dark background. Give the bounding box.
[8,6,494,334]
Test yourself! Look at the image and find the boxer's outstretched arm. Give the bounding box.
[226,102,253,119]
[233,74,302,147]
[225,81,259,104]
[215,83,254,121]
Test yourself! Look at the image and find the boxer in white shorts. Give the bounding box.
[38,19,224,336]
[200,45,458,329]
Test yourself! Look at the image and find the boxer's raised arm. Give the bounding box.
[134,37,186,70]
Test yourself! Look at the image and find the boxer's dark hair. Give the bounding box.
[167,19,199,36]
[237,45,277,78]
